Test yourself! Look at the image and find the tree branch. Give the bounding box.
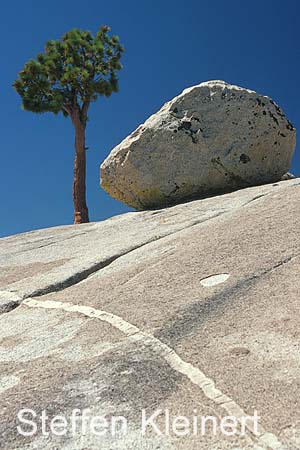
[63,105,72,115]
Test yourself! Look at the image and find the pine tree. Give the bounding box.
[13,26,124,224]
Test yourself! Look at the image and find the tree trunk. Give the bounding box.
[72,115,89,224]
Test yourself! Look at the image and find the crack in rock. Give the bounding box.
[3,210,230,303]
[2,230,94,257]
[27,249,145,298]
[0,291,22,314]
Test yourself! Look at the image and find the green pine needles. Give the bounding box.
[13,26,124,119]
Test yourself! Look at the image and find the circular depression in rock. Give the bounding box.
[200,273,230,287]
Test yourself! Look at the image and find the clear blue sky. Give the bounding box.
[1,0,299,237]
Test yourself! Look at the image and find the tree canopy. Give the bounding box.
[13,26,124,122]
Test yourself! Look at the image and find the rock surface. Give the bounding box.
[101,80,296,209]
[1,178,300,450]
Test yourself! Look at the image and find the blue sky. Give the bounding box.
[1,0,299,237]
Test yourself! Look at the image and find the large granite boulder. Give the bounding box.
[100,80,296,209]
[1,178,300,450]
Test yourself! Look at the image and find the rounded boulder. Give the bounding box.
[100,80,296,209]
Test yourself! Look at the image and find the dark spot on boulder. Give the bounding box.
[280,133,286,137]
[179,121,192,130]
[240,154,251,164]
[268,111,279,125]
[170,183,180,195]
[263,111,266,115]
[178,121,199,143]
[255,98,265,107]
